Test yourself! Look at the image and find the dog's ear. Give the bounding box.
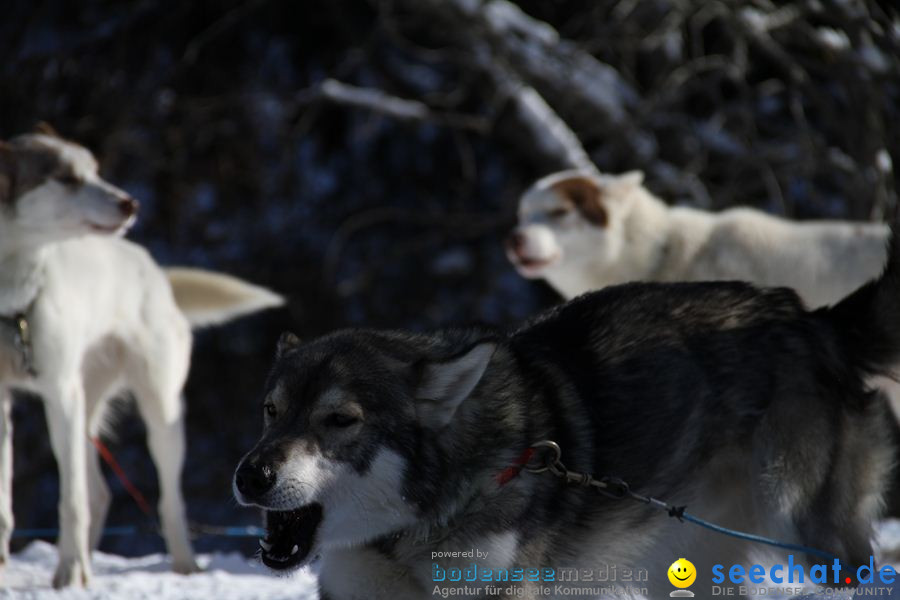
[415,341,496,429]
[615,170,644,189]
[551,175,607,227]
[0,142,14,205]
[276,331,301,359]
[34,121,59,137]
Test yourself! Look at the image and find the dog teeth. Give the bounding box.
[259,539,273,552]
[291,545,299,555]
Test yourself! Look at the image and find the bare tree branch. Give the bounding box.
[404,0,639,137]
[182,0,269,64]
[494,72,595,171]
[295,76,592,172]
[295,78,490,133]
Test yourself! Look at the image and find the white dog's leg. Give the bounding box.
[86,440,111,551]
[44,379,92,588]
[0,389,13,566]
[135,388,198,574]
[83,379,116,552]
[147,413,198,574]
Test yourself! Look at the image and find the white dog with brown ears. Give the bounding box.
[507,169,900,428]
[506,168,888,305]
[0,126,283,587]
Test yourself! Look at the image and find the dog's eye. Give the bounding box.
[547,207,571,219]
[264,403,277,419]
[55,173,82,186]
[323,413,360,428]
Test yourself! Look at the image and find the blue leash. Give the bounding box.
[667,506,835,562]
[16,441,839,562]
[12,526,141,539]
[11,512,837,561]
[12,523,266,540]
[12,438,267,542]
[522,440,839,562]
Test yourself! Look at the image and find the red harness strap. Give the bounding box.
[495,447,535,486]
[91,437,154,517]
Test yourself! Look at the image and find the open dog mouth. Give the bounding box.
[86,222,123,233]
[510,252,560,274]
[258,503,323,570]
[85,218,133,234]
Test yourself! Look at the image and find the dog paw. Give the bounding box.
[172,558,201,575]
[52,558,91,588]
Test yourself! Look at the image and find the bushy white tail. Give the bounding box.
[165,267,284,328]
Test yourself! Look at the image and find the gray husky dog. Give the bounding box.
[234,233,900,599]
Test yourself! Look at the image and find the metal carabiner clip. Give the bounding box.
[523,440,563,474]
[596,476,630,500]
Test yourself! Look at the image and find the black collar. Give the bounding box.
[0,308,36,377]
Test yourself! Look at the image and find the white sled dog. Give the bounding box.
[0,130,283,587]
[506,169,888,305]
[506,170,900,425]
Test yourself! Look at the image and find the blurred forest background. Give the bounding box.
[1,0,898,558]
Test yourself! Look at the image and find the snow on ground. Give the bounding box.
[4,521,900,599]
[0,541,318,599]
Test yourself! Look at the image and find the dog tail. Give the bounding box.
[165,268,284,328]
[824,223,900,375]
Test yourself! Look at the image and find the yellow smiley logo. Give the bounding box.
[668,558,696,588]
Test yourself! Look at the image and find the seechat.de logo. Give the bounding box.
[668,558,696,597]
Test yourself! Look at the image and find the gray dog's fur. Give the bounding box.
[234,231,900,599]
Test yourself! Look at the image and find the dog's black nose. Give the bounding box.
[235,462,276,498]
[118,196,139,217]
[505,231,525,252]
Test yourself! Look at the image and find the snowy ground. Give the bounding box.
[0,541,318,599]
[3,522,900,599]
